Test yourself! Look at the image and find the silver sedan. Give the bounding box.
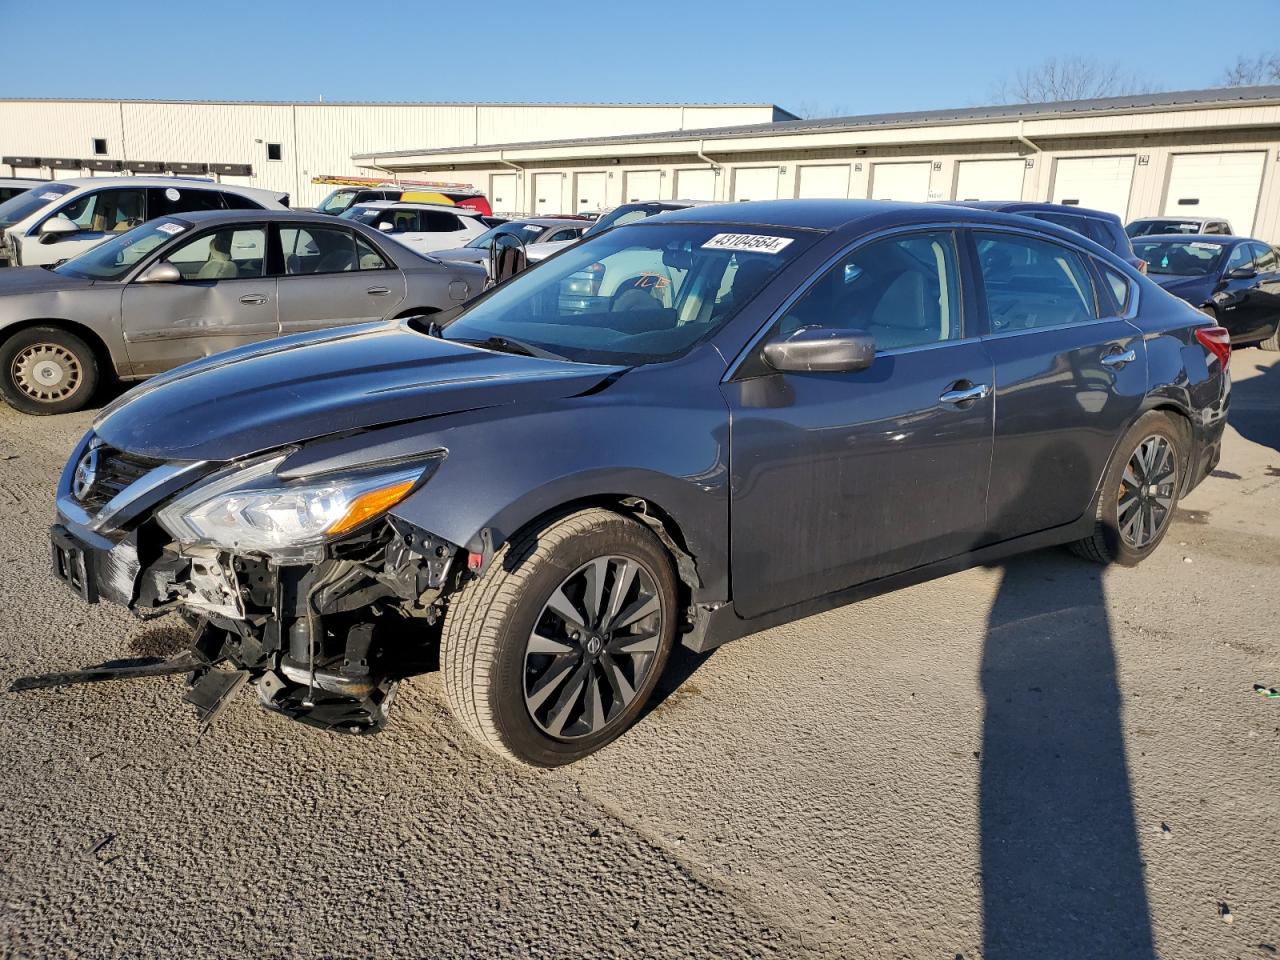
[0,210,487,414]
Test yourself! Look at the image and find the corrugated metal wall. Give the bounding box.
[0,100,779,206]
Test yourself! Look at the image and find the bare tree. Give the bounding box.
[992,57,1158,104]
[1222,53,1280,86]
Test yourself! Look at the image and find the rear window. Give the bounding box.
[1131,239,1226,277]
[1126,219,1204,238]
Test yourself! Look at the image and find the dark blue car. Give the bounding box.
[1130,234,1280,350]
[27,199,1231,765]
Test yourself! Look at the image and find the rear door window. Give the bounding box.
[221,191,264,210]
[422,211,466,232]
[975,231,1099,332]
[281,225,359,274]
[148,187,225,218]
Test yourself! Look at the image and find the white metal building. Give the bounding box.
[353,86,1280,240]
[0,99,792,207]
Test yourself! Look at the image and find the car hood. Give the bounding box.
[1150,273,1213,300]
[0,265,96,295]
[93,321,623,461]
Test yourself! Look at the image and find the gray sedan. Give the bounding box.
[0,210,487,414]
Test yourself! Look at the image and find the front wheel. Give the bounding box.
[0,326,100,415]
[1260,320,1280,351]
[441,508,678,766]
[1070,411,1187,566]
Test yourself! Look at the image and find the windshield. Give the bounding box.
[1126,219,1207,238]
[583,202,682,238]
[319,189,359,214]
[53,218,186,281]
[340,206,381,225]
[435,222,813,364]
[465,222,548,248]
[1131,239,1226,277]
[0,182,73,227]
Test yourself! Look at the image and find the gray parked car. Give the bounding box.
[432,217,589,272]
[23,199,1229,766]
[0,210,486,414]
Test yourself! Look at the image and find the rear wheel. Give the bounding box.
[1070,411,1187,566]
[0,326,100,415]
[441,508,677,766]
[1260,320,1280,351]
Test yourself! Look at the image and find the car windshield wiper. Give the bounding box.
[451,335,569,362]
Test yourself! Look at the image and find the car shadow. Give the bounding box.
[1228,356,1280,454]
[979,550,1155,959]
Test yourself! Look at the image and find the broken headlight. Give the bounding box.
[156,454,437,562]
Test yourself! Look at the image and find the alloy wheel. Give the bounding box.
[1117,434,1178,548]
[11,343,82,402]
[523,555,663,739]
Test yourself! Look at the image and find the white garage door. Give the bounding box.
[574,172,607,214]
[675,168,717,201]
[489,173,517,214]
[797,164,850,199]
[531,172,562,216]
[1163,151,1266,236]
[1051,156,1135,219]
[624,169,661,202]
[733,167,779,202]
[955,159,1025,201]
[871,162,931,202]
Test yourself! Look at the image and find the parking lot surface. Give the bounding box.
[1,357,1277,960]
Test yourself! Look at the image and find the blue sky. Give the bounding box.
[2,0,1274,115]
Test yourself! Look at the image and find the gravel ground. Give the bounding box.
[1,355,1277,960]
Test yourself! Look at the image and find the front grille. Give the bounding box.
[77,446,162,514]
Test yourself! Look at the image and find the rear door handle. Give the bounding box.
[239,294,268,305]
[939,383,991,405]
[1101,349,1137,367]
[366,286,391,296]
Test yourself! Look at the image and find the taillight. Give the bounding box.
[1195,325,1231,370]
[1136,259,1148,274]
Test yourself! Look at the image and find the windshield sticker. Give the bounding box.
[155,222,185,236]
[165,187,181,201]
[39,192,62,200]
[1190,242,1222,251]
[701,233,794,254]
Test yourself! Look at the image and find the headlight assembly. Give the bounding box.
[156,454,439,562]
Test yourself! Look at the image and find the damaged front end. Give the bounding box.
[23,433,464,735]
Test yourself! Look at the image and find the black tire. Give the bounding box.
[1070,411,1188,566]
[0,325,100,415]
[1260,320,1280,351]
[441,508,678,766]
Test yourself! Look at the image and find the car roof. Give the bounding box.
[1130,232,1253,244]
[946,200,1122,222]
[350,200,483,216]
[652,198,1107,232]
[519,217,589,227]
[162,209,377,224]
[1131,215,1230,222]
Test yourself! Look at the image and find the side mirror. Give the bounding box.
[377,222,394,232]
[135,261,181,284]
[38,216,79,243]
[762,326,875,374]
[1226,266,1257,280]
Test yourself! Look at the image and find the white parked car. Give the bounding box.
[0,177,289,268]
[0,177,46,205]
[339,201,489,255]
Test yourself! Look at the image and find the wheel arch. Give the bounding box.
[392,305,440,320]
[0,317,120,378]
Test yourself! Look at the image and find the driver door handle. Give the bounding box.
[1101,349,1137,367]
[939,383,991,405]
[366,286,391,296]
[239,294,268,305]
